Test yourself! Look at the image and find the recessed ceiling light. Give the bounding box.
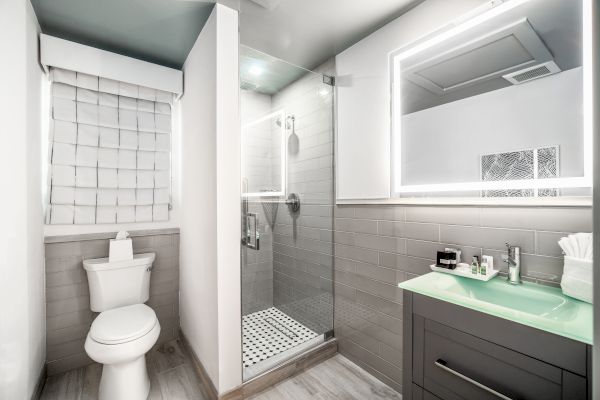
[249,65,263,76]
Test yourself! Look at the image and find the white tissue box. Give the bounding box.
[561,256,593,304]
[109,238,133,262]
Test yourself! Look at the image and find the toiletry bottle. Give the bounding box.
[447,252,457,270]
[437,251,450,268]
[471,256,480,275]
[482,255,494,271]
[480,261,488,276]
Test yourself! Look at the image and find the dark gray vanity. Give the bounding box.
[402,290,592,400]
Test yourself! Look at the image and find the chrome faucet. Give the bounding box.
[503,243,521,285]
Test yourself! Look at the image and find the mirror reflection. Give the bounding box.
[393,0,589,198]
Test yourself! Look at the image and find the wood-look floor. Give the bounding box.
[248,355,402,400]
[39,339,401,400]
[39,339,207,400]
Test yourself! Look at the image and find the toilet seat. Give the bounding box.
[90,304,157,345]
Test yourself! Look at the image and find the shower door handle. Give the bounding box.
[243,213,260,250]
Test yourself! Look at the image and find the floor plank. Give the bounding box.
[149,340,188,373]
[79,363,101,400]
[157,364,206,400]
[40,369,83,400]
[248,355,402,400]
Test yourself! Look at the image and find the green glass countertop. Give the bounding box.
[398,272,593,345]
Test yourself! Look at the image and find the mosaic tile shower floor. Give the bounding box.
[242,307,323,380]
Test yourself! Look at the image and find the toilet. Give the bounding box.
[83,253,160,400]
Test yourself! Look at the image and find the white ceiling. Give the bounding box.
[231,0,424,70]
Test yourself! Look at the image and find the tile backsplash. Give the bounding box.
[333,205,592,393]
[44,229,180,375]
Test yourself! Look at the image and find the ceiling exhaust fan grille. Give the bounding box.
[503,61,561,85]
[512,65,551,82]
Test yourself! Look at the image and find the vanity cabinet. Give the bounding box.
[403,292,592,400]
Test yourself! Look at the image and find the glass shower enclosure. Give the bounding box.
[239,45,335,380]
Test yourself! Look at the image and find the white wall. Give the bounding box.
[402,67,584,185]
[214,6,242,391]
[179,4,242,394]
[180,5,219,386]
[0,0,46,398]
[335,0,488,200]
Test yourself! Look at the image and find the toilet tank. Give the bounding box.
[83,253,155,312]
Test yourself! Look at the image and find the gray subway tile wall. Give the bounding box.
[270,59,335,334]
[333,205,592,393]
[242,201,274,315]
[45,231,180,375]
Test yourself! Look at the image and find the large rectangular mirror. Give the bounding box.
[391,0,592,200]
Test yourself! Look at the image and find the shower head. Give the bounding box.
[286,115,295,130]
[275,115,295,129]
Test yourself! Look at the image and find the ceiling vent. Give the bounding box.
[503,61,561,85]
[240,80,259,91]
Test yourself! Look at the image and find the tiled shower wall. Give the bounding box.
[332,205,592,392]
[242,200,274,315]
[240,89,276,316]
[271,59,335,334]
[44,230,180,375]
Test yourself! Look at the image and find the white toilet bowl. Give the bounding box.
[85,304,160,400]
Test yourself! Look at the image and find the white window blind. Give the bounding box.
[47,67,173,224]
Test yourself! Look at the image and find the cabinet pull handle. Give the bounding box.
[435,359,514,400]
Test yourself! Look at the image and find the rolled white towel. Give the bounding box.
[559,233,593,260]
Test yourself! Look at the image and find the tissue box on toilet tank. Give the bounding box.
[561,256,592,304]
[109,238,133,262]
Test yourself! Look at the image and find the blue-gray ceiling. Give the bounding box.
[30,0,216,69]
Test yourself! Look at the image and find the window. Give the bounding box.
[47,67,173,224]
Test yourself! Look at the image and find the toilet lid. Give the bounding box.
[90,304,157,345]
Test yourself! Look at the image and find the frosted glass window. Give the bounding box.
[48,67,172,224]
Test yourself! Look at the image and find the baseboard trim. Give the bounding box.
[179,329,338,400]
[179,330,219,400]
[31,364,47,400]
[221,338,338,400]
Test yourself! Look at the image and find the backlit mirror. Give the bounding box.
[391,0,592,200]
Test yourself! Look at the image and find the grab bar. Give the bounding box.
[435,359,514,400]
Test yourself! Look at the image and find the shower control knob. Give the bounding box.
[285,193,300,213]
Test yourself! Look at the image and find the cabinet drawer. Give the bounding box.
[421,319,566,400]
[411,293,587,375]
[413,384,443,400]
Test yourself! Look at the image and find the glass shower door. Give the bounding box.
[240,46,334,380]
